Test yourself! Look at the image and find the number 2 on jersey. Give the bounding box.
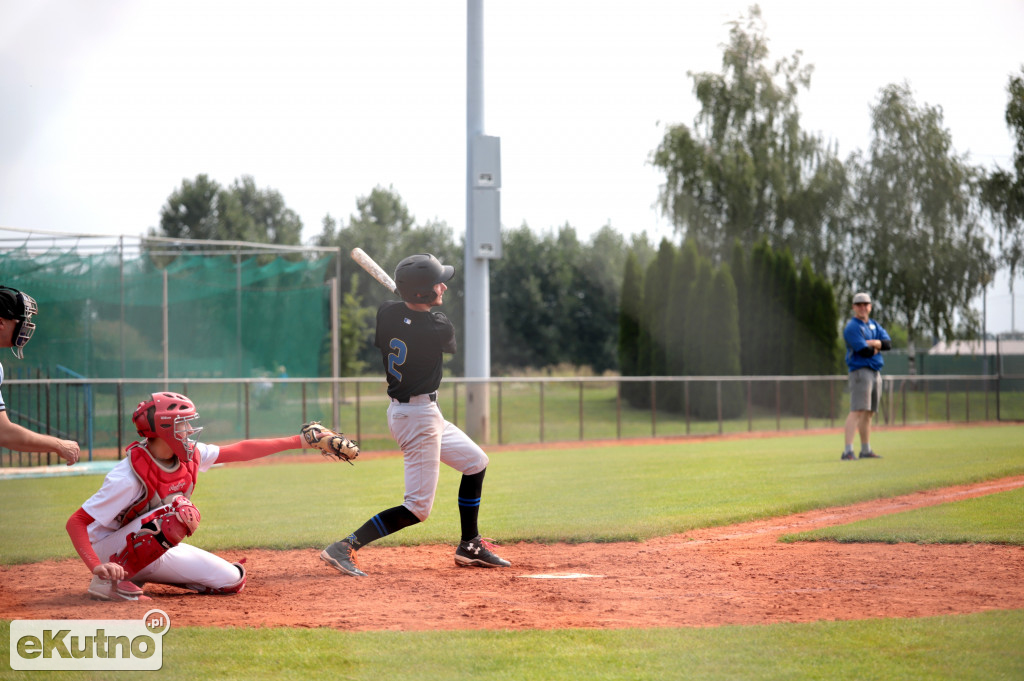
[387,338,407,381]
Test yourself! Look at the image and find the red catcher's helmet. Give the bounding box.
[132,392,203,462]
[394,254,454,304]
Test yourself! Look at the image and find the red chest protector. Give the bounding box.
[117,441,200,527]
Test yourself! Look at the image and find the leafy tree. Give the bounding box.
[338,273,374,376]
[490,223,626,373]
[220,176,302,245]
[570,225,631,372]
[848,83,996,352]
[650,5,846,270]
[771,247,798,376]
[746,240,776,376]
[663,239,699,410]
[684,257,714,417]
[981,68,1024,286]
[618,251,644,402]
[642,240,677,405]
[490,225,572,370]
[703,264,743,418]
[156,174,302,245]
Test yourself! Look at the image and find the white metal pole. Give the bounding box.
[162,268,169,390]
[330,275,340,429]
[465,0,490,442]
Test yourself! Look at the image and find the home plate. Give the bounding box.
[519,573,603,579]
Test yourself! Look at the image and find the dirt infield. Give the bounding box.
[3,474,1022,631]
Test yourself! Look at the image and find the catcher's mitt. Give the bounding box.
[300,421,359,465]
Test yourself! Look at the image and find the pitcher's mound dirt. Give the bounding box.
[3,476,1022,630]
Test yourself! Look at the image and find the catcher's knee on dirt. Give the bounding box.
[185,562,247,595]
[110,496,201,578]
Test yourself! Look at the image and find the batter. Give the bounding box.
[320,253,510,576]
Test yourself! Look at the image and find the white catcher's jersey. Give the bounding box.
[81,442,221,544]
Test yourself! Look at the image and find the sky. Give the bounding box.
[1,0,1023,334]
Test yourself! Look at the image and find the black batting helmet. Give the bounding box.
[394,254,454,304]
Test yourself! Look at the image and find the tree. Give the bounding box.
[570,225,631,372]
[703,264,743,418]
[663,239,699,410]
[220,176,303,245]
[618,251,644,403]
[650,5,846,270]
[981,68,1024,286]
[684,257,715,417]
[848,83,996,352]
[490,223,626,373]
[156,174,302,245]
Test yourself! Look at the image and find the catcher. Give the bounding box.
[65,391,357,601]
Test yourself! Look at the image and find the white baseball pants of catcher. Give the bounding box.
[387,395,489,521]
[91,504,242,590]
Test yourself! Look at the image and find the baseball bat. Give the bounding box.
[350,247,397,293]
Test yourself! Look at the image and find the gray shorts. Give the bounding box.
[849,368,881,412]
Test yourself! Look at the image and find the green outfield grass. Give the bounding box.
[2,610,1022,681]
[1,425,1022,564]
[1,424,1021,680]
[783,486,1024,545]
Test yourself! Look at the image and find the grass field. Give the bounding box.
[2,424,1022,680]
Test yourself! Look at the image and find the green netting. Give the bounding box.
[1,245,332,379]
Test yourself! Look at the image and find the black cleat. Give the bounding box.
[455,536,511,568]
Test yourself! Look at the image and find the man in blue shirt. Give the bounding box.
[842,292,891,460]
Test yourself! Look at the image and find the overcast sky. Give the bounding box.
[1,0,1022,333]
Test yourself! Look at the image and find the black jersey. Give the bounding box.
[374,300,457,402]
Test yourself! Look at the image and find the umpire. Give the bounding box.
[841,292,891,460]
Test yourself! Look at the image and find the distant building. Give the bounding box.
[928,340,1024,356]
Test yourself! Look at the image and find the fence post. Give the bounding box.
[924,380,929,422]
[497,382,503,445]
[984,376,989,421]
[116,382,124,460]
[901,380,907,425]
[716,381,723,435]
[775,380,781,431]
[946,380,951,422]
[539,382,545,442]
[684,380,690,435]
[578,381,584,441]
[45,378,51,466]
[803,380,809,430]
[355,382,362,446]
[244,382,250,439]
[650,380,657,437]
[616,381,622,439]
[965,380,970,423]
[747,380,752,432]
